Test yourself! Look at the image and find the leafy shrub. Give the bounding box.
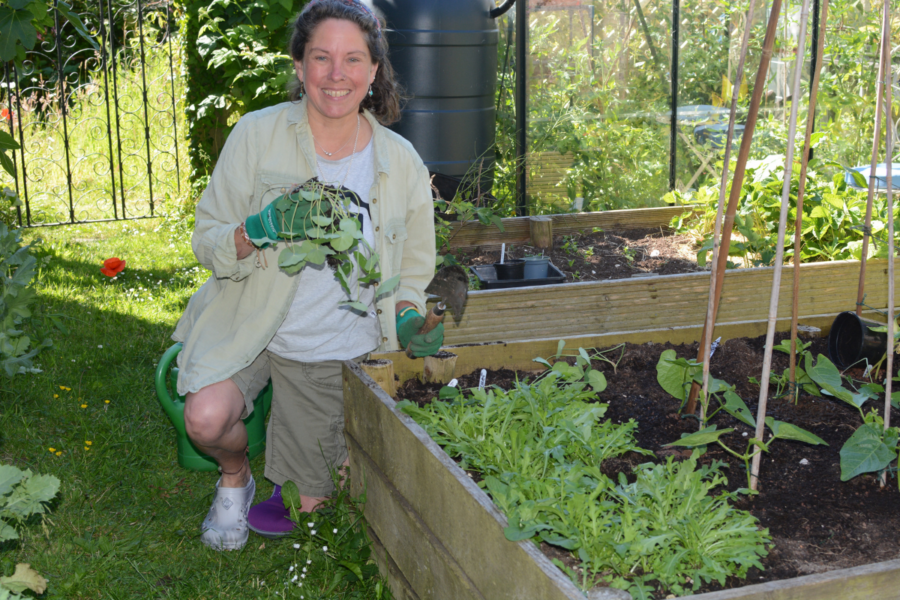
[673,152,892,267]
[0,222,55,376]
[182,0,308,185]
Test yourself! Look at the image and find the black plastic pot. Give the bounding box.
[828,311,888,370]
[522,256,550,279]
[493,260,524,280]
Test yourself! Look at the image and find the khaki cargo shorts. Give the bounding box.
[231,349,364,497]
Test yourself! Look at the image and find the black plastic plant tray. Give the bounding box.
[470,263,566,290]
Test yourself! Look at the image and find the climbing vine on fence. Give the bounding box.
[179,0,308,191]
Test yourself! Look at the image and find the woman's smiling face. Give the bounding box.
[295,18,378,124]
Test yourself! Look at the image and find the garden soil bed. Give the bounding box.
[448,227,704,283]
[396,333,900,597]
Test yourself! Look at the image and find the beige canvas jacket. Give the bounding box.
[173,99,435,395]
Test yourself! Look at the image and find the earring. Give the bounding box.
[298,81,305,99]
[368,84,373,97]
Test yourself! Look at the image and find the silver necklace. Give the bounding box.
[315,113,361,188]
[312,114,359,157]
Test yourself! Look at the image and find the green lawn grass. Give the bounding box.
[1,216,387,599]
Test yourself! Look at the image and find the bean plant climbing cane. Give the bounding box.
[245,179,399,311]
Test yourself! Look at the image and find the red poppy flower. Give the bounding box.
[101,257,126,277]
[0,108,11,122]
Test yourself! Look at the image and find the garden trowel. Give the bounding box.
[405,265,469,359]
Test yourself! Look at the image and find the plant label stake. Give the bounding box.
[478,369,487,390]
[406,265,469,359]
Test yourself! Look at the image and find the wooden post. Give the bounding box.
[855,4,889,317]
[685,0,784,415]
[750,0,812,492]
[790,0,830,387]
[529,216,553,249]
[698,0,757,426]
[360,359,396,397]
[423,352,458,385]
[880,0,894,487]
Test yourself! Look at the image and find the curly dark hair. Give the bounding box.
[288,0,401,126]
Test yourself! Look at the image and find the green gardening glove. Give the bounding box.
[245,181,334,247]
[396,309,445,358]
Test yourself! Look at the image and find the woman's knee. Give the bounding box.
[184,381,244,445]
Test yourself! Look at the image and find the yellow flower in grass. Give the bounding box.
[84,446,90,451]
[56,451,62,457]
[48,447,55,453]
[85,440,92,446]
[104,400,110,404]
[53,394,58,399]
[59,385,71,391]
[80,404,87,409]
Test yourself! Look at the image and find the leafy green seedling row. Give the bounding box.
[399,348,770,597]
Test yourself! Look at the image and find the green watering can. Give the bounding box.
[155,342,272,471]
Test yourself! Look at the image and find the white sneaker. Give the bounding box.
[200,476,255,550]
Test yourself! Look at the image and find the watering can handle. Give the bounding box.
[155,342,186,432]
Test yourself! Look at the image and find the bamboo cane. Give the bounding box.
[750,0,812,492]
[880,0,894,487]
[686,0,785,415]
[699,0,758,426]
[789,0,830,387]
[855,10,889,317]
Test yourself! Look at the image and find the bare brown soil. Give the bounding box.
[396,333,900,597]
[448,228,704,283]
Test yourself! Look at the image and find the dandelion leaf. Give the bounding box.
[0,563,47,594]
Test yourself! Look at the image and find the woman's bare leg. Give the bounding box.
[184,380,250,487]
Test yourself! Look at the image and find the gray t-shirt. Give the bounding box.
[267,138,382,362]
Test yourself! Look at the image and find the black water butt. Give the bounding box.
[366,0,501,183]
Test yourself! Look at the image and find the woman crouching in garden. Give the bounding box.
[171,0,442,550]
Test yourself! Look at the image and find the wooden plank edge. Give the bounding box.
[366,524,421,600]
[688,558,900,599]
[376,312,885,384]
[447,207,691,248]
[347,433,485,600]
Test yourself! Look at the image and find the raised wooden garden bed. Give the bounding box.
[343,325,900,600]
[447,206,689,248]
[439,258,900,347]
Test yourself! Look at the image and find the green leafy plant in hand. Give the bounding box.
[272,180,399,313]
[804,354,900,483]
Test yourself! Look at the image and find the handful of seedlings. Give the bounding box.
[274,179,399,312]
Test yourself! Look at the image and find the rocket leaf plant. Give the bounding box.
[267,180,400,313]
